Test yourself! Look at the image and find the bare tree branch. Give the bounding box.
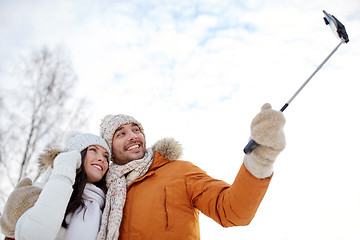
[0,45,89,200]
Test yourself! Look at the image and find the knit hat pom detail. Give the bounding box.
[63,130,81,148]
[100,115,114,128]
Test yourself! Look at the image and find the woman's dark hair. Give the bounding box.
[61,147,108,228]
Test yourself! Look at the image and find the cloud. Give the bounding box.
[1,0,360,239]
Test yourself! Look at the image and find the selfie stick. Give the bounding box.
[244,10,349,154]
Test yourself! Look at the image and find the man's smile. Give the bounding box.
[126,143,141,151]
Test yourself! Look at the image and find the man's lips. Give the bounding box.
[126,143,141,151]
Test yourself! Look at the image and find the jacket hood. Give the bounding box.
[38,146,63,171]
[151,138,183,161]
[38,137,183,170]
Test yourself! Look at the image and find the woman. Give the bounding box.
[0,132,110,240]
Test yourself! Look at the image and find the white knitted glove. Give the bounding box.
[51,150,81,185]
[244,103,286,178]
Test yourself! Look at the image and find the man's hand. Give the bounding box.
[244,103,286,178]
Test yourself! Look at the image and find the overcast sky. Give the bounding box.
[1,0,360,239]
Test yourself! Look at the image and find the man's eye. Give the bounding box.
[116,132,125,137]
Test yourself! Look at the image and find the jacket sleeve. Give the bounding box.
[185,162,271,227]
[14,175,73,240]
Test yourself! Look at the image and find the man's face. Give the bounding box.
[112,123,146,165]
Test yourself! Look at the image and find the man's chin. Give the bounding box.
[113,149,146,165]
[131,151,146,160]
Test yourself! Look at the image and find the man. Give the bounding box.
[97,103,285,240]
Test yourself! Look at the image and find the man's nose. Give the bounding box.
[128,131,138,140]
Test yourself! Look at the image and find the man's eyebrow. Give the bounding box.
[114,123,139,134]
[114,126,124,134]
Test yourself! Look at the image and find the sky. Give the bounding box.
[1,0,360,239]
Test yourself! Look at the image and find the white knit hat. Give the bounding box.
[99,114,144,152]
[64,131,111,159]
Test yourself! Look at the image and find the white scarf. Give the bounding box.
[97,149,154,240]
[65,183,105,240]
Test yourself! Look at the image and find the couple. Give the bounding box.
[1,103,286,240]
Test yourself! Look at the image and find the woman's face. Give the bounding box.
[83,145,109,183]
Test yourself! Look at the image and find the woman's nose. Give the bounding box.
[97,154,107,162]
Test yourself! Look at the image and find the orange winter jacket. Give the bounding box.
[119,142,272,240]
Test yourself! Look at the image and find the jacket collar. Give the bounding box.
[128,151,170,188]
[149,151,170,171]
[128,137,183,189]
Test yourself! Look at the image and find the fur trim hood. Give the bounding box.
[38,146,63,171]
[151,138,182,161]
[38,138,183,170]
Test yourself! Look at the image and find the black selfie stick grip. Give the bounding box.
[243,103,288,154]
[243,139,258,154]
